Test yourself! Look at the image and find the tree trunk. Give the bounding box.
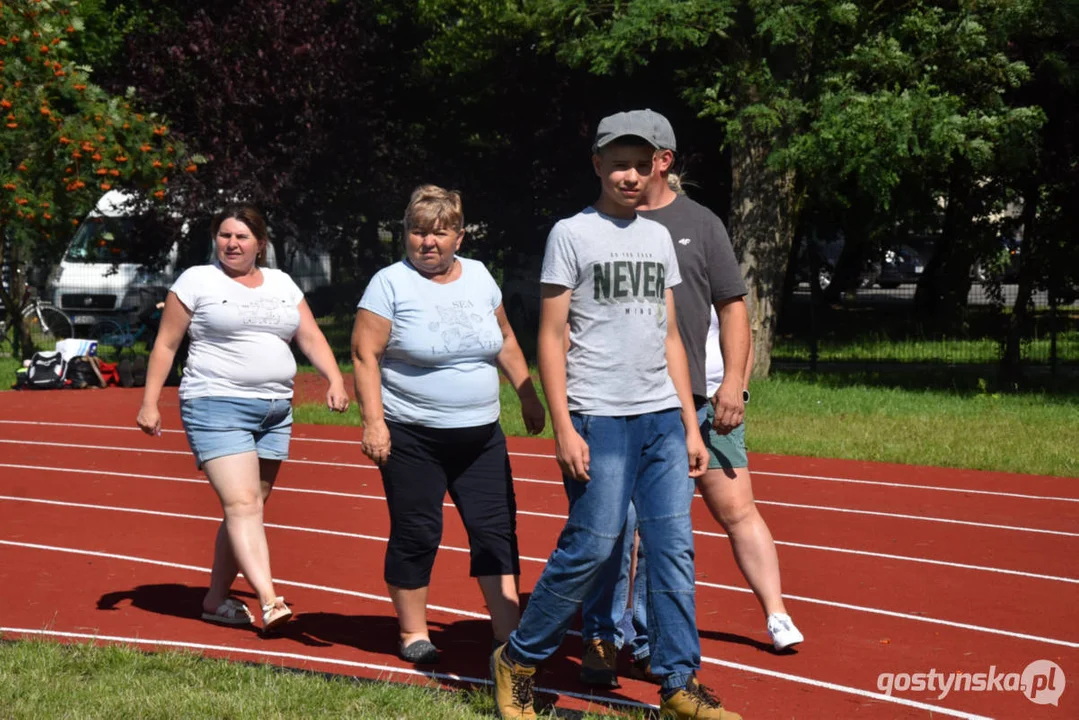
[1001,183,1039,385]
[0,231,31,359]
[914,173,975,328]
[728,131,797,378]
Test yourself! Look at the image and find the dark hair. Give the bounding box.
[211,203,269,264]
[211,203,268,243]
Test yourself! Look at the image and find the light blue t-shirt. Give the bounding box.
[358,257,504,428]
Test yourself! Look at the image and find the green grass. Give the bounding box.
[0,355,20,388]
[295,367,1079,477]
[743,371,1079,477]
[773,331,1079,364]
[0,640,634,719]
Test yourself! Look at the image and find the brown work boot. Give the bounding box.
[627,655,662,685]
[660,675,743,720]
[579,637,620,687]
[490,643,538,719]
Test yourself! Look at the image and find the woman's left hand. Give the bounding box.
[326,381,350,413]
[520,395,546,435]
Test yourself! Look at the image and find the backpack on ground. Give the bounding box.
[67,355,107,389]
[25,351,67,389]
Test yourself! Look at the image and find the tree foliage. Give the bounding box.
[416,0,1049,373]
[0,0,181,351]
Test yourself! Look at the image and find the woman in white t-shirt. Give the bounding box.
[136,204,348,634]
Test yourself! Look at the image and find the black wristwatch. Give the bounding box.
[743,389,751,404]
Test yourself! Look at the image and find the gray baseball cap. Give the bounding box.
[593,109,677,152]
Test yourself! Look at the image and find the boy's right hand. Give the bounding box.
[555,428,590,482]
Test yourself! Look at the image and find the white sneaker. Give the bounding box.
[767,613,804,651]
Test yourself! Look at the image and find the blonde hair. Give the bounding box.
[404,184,463,233]
[667,172,687,196]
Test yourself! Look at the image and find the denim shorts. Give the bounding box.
[697,403,748,470]
[179,396,293,468]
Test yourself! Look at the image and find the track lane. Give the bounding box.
[4,525,1063,719]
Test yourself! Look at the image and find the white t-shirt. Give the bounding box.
[171,264,304,400]
[705,307,724,398]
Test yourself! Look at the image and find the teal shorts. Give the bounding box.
[697,403,748,471]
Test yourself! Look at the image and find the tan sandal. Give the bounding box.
[261,597,292,633]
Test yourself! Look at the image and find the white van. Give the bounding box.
[50,191,332,326]
[50,191,180,327]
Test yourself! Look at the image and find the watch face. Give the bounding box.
[743,389,751,403]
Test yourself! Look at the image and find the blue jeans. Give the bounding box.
[593,405,719,662]
[507,409,699,691]
[577,497,651,661]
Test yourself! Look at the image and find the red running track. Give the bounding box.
[1,388,1077,719]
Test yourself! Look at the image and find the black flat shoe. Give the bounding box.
[399,638,439,664]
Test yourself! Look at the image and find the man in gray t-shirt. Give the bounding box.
[639,194,749,410]
[582,111,802,686]
[491,112,742,720]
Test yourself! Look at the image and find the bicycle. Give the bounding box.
[88,288,163,363]
[0,286,75,358]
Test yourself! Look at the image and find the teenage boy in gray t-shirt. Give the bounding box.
[490,112,742,720]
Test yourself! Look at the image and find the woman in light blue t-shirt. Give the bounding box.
[351,185,545,665]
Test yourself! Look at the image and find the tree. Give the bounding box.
[418,0,1042,375]
[998,0,1079,381]
[0,0,180,356]
[95,0,433,313]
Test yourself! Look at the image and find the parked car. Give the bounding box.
[877,245,926,289]
[49,190,334,328]
[793,233,881,293]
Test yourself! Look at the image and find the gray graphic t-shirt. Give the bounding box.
[640,195,746,400]
[541,207,683,416]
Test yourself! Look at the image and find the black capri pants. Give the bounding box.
[380,420,521,589]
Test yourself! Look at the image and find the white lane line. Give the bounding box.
[694,580,1079,648]
[697,527,1079,585]
[0,496,553,564]
[0,628,654,712]
[751,470,1079,503]
[4,444,1075,537]
[3,501,1078,648]
[0,539,485,619]
[3,419,1076,503]
[0,544,995,719]
[3,465,1076,584]
[752,499,1079,538]
[0,464,567,519]
[697,655,991,720]
[0,439,377,470]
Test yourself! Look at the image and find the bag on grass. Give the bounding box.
[96,359,121,386]
[55,338,98,362]
[67,355,107,389]
[25,351,67,389]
